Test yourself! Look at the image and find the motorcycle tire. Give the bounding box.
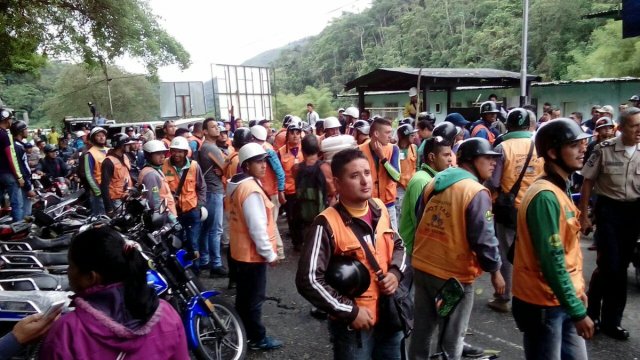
[192,296,247,360]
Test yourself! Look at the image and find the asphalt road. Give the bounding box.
[203,218,640,360]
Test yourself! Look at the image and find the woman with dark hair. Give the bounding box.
[40,226,189,360]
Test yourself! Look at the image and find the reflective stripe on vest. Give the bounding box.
[88,147,107,185]
[260,142,278,196]
[499,138,544,208]
[358,142,397,204]
[513,179,585,306]
[321,198,395,325]
[138,166,177,216]
[413,178,485,283]
[106,155,132,200]
[162,159,199,213]
[229,179,276,263]
[471,124,496,144]
[278,145,303,195]
[399,144,417,189]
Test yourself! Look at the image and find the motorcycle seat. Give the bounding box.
[4,272,70,291]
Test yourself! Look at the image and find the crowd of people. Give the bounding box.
[0,90,639,359]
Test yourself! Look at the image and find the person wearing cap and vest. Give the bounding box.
[100,134,133,216]
[163,136,207,272]
[580,107,640,341]
[470,101,502,144]
[251,125,287,260]
[83,126,110,216]
[188,122,204,159]
[138,140,177,219]
[278,123,305,250]
[512,118,595,358]
[124,136,143,185]
[358,118,401,230]
[351,120,370,145]
[227,143,283,351]
[296,148,407,360]
[485,108,544,314]
[396,123,418,225]
[403,87,420,119]
[410,138,505,360]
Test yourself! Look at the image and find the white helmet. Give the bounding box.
[289,116,302,127]
[409,87,418,97]
[142,139,167,153]
[344,107,359,119]
[323,117,341,129]
[200,207,208,221]
[75,130,85,138]
[321,135,357,162]
[90,127,107,138]
[238,143,268,166]
[169,136,190,151]
[250,125,267,141]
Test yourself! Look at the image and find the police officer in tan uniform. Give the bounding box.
[579,107,640,340]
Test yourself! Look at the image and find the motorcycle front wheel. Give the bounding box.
[192,296,247,360]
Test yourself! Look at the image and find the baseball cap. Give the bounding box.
[595,117,614,129]
[597,105,614,114]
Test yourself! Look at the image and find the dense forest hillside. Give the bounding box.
[268,0,636,95]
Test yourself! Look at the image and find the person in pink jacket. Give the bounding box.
[40,226,189,360]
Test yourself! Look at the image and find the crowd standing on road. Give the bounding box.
[1,90,640,360]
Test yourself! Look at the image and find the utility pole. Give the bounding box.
[520,0,530,106]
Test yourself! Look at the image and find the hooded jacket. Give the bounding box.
[40,283,188,360]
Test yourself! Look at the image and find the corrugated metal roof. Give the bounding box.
[533,77,640,86]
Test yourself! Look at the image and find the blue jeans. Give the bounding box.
[178,208,203,267]
[198,192,224,269]
[21,189,32,218]
[329,321,403,360]
[512,298,587,360]
[0,174,24,221]
[90,193,105,216]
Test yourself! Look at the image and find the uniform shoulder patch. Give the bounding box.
[484,210,494,223]
[599,140,614,147]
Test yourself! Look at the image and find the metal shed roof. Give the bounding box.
[344,68,541,92]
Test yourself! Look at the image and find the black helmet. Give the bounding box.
[506,108,531,129]
[10,120,27,136]
[457,138,500,163]
[417,112,436,122]
[535,118,592,159]
[43,144,57,153]
[232,127,253,150]
[399,117,413,126]
[287,123,302,132]
[397,124,417,138]
[248,119,258,128]
[480,101,500,114]
[629,95,640,102]
[111,133,129,149]
[325,256,371,298]
[282,114,293,127]
[432,122,457,143]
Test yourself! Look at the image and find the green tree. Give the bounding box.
[275,86,338,123]
[1,0,190,74]
[41,64,160,126]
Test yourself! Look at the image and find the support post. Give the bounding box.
[358,88,365,112]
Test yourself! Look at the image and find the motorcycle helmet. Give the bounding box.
[287,122,302,133]
[456,138,500,163]
[506,108,531,129]
[90,126,107,139]
[282,114,293,128]
[111,133,129,149]
[200,207,208,222]
[535,118,592,160]
[352,120,370,135]
[142,140,167,154]
[480,101,500,114]
[399,117,413,126]
[432,122,457,143]
[169,136,190,151]
[250,125,268,141]
[325,256,371,298]
[397,124,417,138]
[417,112,436,123]
[343,107,359,119]
[43,144,57,153]
[323,117,341,130]
[232,127,253,150]
[238,143,268,167]
[10,120,27,136]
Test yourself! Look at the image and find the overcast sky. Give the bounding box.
[118,0,371,82]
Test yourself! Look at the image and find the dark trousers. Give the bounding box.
[235,261,267,343]
[587,196,640,328]
[284,193,304,247]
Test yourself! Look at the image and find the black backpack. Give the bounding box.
[295,161,327,223]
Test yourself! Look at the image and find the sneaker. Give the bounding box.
[209,266,229,278]
[487,298,510,313]
[249,336,283,351]
[462,343,485,358]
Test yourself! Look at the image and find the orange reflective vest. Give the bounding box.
[225,151,240,181]
[358,142,397,204]
[413,178,485,283]
[273,129,287,151]
[229,179,276,263]
[278,144,303,195]
[88,147,107,185]
[399,144,417,189]
[188,135,203,150]
[106,154,132,200]
[498,137,544,208]
[513,179,585,306]
[471,123,496,144]
[162,159,199,214]
[321,198,395,325]
[260,142,278,196]
[138,166,177,216]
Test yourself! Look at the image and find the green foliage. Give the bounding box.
[567,21,640,79]
[41,64,160,126]
[275,86,338,123]
[1,0,190,74]
[271,0,614,94]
